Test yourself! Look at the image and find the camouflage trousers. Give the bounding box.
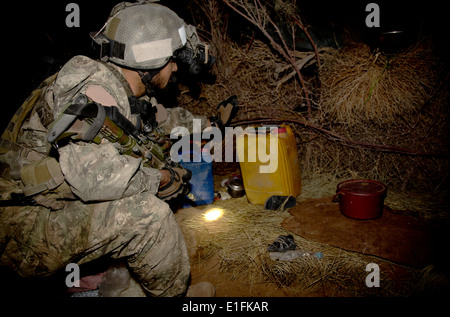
[0,191,191,296]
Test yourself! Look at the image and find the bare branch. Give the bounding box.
[292,18,321,67]
[223,0,314,117]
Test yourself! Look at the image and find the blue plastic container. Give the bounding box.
[179,151,214,207]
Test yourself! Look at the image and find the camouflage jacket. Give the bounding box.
[0,55,208,203]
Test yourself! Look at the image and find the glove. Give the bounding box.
[209,95,238,130]
[157,166,192,201]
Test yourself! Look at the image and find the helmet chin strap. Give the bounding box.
[137,58,172,96]
[137,70,158,96]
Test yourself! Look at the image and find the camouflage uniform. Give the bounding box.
[0,55,208,296]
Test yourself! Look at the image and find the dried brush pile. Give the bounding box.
[313,42,449,195]
[176,0,449,203]
[178,39,306,121]
[179,37,449,199]
[319,43,440,126]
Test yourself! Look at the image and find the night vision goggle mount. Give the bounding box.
[173,45,215,75]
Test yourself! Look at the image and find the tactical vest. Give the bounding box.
[0,57,141,210]
[0,73,75,209]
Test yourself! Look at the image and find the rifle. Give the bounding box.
[48,94,193,200]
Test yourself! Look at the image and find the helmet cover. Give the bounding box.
[102,2,187,70]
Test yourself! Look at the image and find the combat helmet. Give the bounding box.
[93,1,188,71]
[91,0,214,92]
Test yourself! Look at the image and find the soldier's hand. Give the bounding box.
[209,95,238,129]
[159,169,172,188]
[157,167,191,201]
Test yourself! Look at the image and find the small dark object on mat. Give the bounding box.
[267,234,297,252]
[265,195,296,211]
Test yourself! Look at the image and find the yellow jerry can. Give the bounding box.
[236,125,302,205]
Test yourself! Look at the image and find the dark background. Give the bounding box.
[2,0,447,131]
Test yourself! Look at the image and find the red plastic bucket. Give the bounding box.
[334,179,387,220]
